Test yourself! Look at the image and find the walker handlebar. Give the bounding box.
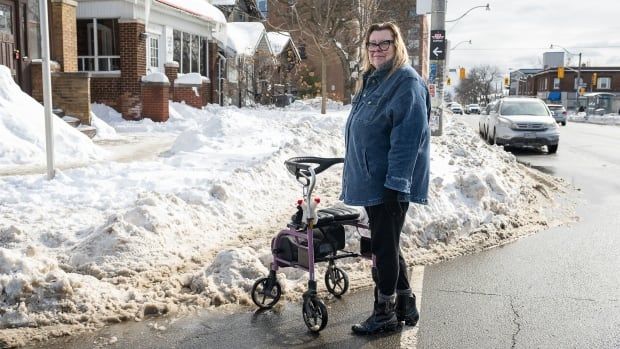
[284,157,344,179]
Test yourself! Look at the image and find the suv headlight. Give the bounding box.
[498,116,516,129]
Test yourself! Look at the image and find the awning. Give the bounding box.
[548,91,561,101]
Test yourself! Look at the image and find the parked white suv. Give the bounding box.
[485,97,560,154]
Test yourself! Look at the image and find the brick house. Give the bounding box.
[73,0,227,120]
[264,31,301,103]
[513,66,620,110]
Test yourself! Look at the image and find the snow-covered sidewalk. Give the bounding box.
[0,67,574,346]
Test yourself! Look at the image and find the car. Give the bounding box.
[450,103,464,114]
[485,97,560,154]
[466,104,481,114]
[479,100,498,137]
[546,104,567,126]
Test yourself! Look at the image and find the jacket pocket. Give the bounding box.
[355,96,382,125]
[363,150,371,177]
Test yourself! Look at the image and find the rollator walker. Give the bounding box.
[251,157,375,332]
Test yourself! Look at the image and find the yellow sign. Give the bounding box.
[558,66,565,79]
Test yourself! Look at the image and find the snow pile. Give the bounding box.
[0,65,106,166]
[568,112,620,125]
[0,99,571,346]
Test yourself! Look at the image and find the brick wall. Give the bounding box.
[31,61,91,125]
[51,72,91,125]
[202,78,211,106]
[119,20,146,120]
[173,84,203,109]
[142,82,170,122]
[50,0,78,72]
[31,60,61,103]
[164,62,179,99]
[91,76,121,109]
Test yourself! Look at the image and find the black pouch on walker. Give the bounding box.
[276,225,345,266]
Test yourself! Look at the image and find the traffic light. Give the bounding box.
[591,73,598,86]
[446,77,452,86]
[459,67,466,80]
[504,77,510,86]
[558,66,565,79]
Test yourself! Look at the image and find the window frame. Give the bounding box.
[597,76,611,90]
[77,18,120,72]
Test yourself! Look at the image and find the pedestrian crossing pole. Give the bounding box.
[429,0,446,136]
[39,0,55,179]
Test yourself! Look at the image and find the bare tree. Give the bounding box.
[455,65,501,105]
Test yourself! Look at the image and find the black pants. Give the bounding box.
[365,202,410,296]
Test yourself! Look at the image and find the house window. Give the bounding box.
[0,4,12,34]
[597,77,611,89]
[553,78,560,90]
[77,18,120,71]
[573,77,583,90]
[27,0,41,59]
[173,30,205,74]
[148,36,159,69]
[538,78,547,90]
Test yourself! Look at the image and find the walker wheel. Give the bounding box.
[251,277,281,309]
[325,266,349,297]
[302,297,328,332]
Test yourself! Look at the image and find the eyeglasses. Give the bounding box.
[366,40,394,52]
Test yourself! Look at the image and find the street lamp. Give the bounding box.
[450,39,471,51]
[550,43,582,104]
[446,3,490,23]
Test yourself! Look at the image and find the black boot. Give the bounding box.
[352,297,400,335]
[396,293,419,326]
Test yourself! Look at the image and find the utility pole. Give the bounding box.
[429,0,446,136]
[40,0,55,179]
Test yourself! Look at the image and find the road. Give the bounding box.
[417,116,620,348]
[26,118,620,349]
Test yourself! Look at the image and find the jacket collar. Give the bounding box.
[364,59,395,82]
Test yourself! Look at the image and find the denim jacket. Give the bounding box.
[340,63,431,206]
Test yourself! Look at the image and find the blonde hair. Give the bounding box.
[356,22,409,93]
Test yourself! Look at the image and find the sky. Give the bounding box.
[443,0,620,75]
[0,65,569,345]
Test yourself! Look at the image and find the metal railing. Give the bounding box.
[77,55,121,72]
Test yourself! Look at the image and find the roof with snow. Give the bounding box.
[266,32,291,56]
[156,0,227,23]
[217,22,267,56]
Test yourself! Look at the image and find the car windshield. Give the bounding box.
[500,101,549,116]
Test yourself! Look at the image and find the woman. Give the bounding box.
[341,22,431,335]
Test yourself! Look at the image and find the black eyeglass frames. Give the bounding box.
[366,40,394,51]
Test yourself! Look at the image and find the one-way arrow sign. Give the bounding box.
[432,46,443,58]
[430,30,446,60]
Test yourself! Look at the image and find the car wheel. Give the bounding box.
[487,128,495,145]
[548,144,558,154]
[562,121,566,126]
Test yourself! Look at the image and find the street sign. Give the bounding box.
[429,63,437,84]
[430,30,446,60]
